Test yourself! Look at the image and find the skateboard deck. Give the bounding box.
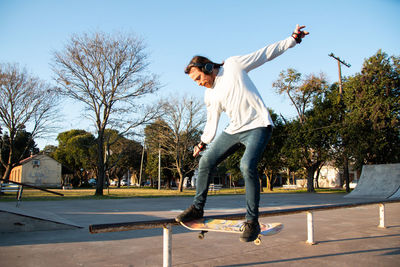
[180,218,283,245]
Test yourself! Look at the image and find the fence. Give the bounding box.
[0,179,63,207]
[89,199,400,267]
[208,183,222,194]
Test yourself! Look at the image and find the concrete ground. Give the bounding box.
[0,193,399,266]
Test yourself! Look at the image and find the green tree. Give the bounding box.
[0,130,38,177]
[342,50,400,169]
[103,129,143,186]
[53,129,96,186]
[258,110,286,191]
[273,69,330,192]
[316,83,353,191]
[306,85,342,188]
[144,120,175,188]
[42,145,57,156]
[223,145,245,186]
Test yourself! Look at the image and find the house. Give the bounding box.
[293,163,360,188]
[316,163,359,188]
[9,154,62,188]
[316,164,342,188]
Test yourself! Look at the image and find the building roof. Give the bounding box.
[18,154,59,165]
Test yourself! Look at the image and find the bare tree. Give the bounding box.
[52,31,160,195]
[163,97,205,191]
[146,96,205,191]
[0,63,59,180]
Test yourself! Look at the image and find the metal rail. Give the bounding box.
[0,178,64,196]
[89,198,400,267]
[89,199,399,233]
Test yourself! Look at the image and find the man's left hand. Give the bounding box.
[292,24,309,43]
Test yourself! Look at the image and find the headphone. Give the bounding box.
[189,62,214,74]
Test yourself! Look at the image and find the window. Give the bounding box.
[32,159,40,168]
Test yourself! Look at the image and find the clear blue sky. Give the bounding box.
[1,0,399,148]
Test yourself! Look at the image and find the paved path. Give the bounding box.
[0,193,399,266]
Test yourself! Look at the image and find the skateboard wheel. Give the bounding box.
[254,238,261,245]
[198,231,207,240]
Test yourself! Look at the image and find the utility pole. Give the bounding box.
[329,53,351,192]
[328,53,351,97]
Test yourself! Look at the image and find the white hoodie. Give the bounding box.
[200,36,297,144]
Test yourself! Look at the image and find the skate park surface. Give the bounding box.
[1,192,399,267]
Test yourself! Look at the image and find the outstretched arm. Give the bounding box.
[232,24,309,73]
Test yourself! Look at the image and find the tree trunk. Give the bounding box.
[177,176,183,192]
[95,131,105,196]
[286,169,289,185]
[343,156,350,192]
[165,176,171,189]
[315,166,322,189]
[306,167,316,193]
[177,166,184,192]
[2,137,15,181]
[2,165,12,180]
[264,170,274,191]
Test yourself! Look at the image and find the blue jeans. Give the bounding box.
[193,126,272,221]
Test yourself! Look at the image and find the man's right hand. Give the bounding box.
[193,142,206,157]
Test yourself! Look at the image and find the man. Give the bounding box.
[176,25,309,242]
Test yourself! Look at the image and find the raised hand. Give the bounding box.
[292,24,309,43]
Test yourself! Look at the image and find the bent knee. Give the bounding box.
[199,154,215,170]
[240,160,257,175]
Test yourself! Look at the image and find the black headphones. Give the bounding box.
[189,62,214,74]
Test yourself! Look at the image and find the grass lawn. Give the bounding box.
[0,186,347,201]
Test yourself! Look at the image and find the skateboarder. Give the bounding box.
[176,24,309,242]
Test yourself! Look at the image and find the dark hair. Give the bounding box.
[184,55,223,74]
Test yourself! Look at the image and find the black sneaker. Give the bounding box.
[175,205,204,222]
[240,220,261,242]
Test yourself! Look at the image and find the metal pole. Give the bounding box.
[378,204,386,228]
[139,141,145,187]
[127,170,130,188]
[158,145,161,190]
[163,224,172,267]
[306,211,316,245]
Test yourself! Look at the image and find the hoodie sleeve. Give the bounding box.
[231,36,296,73]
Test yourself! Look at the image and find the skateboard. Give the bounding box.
[180,218,283,245]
